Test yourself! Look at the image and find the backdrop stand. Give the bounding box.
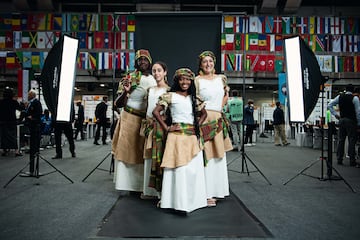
[227,41,271,186]
[3,152,74,188]
[283,85,355,193]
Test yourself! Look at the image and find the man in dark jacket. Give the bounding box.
[273,101,289,146]
[94,96,108,145]
[73,101,85,140]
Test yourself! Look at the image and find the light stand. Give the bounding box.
[3,151,73,188]
[283,84,355,193]
[227,38,271,185]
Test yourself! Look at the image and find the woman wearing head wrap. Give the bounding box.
[112,49,157,193]
[152,68,208,213]
[141,61,170,199]
[195,50,233,207]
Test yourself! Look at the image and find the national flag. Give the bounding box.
[12,14,21,31]
[221,33,226,50]
[235,53,242,71]
[97,52,104,70]
[297,17,308,34]
[15,51,23,66]
[0,52,6,69]
[290,16,298,34]
[282,17,291,34]
[309,16,315,34]
[45,32,54,49]
[300,34,313,49]
[70,14,79,31]
[88,14,99,31]
[258,34,267,51]
[100,14,114,31]
[332,35,342,52]
[221,53,225,72]
[346,17,358,34]
[344,56,354,72]
[5,31,13,48]
[266,55,275,72]
[264,16,274,33]
[115,32,123,49]
[234,33,243,50]
[275,35,283,52]
[278,72,287,105]
[87,32,93,49]
[324,17,331,34]
[1,14,12,30]
[6,52,16,69]
[323,55,333,72]
[78,14,88,31]
[225,53,235,71]
[354,56,360,72]
[31,52,40,69]
[77,32,87,48]
[225,34,234,50]
[104,32,114,49]
[267,34,275,52]
[29,32,37,48]
[13,31,21,49]
[234,16,242,33]
[88,52,97,69]
[37,32,46,49]
[120,51,129,70]
[20,13,28,30]
[247,33,258,50]
[94,32,104,49]
[127,15,135,32]
[120,32,127,50]
[248,54,260,72]
[129,52,135,71]
[0,32,5,48]
[120,15,127,32]
[275,55,284,72]
[128,32,134,49]
[241,16,249,33]
[105,52,113,69]
[249,16,261,33]
[224,16,234,33]
[62,13,69,32]
[258,55,267,71]
[22,52,32,68]
[114,15,122,31]
[273,16,282,33]
[39,52,48,69]
[316,17,325,34]
[114,52,121,69]
[313,34,326,52]
[36,14,47,30]
[53,13,62,30]
[17,69,30,98]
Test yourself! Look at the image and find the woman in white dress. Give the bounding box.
[152,68,208,213]
[112,49,157,193]
[195,51,233,207]
[142,61,169,199]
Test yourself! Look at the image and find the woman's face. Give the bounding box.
[200,56,215,75]
[152,63,167,83]
[178,76,192,91]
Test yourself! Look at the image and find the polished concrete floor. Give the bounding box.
[0,134,359,240]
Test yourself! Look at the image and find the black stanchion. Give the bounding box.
[82,152,114,182]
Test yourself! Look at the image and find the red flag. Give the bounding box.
[94,32,104,49]
[266,55,275,72]
[5,31,13,48]
[258,55,267,71]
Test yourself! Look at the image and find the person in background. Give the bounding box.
[112,49,156,194]
[52,105,76,159]
[328,84,360,167]
[0,88,24,157]
[153,68,207,213]
[21,90,42,176]
[74,101,85,141]
[273,101,290,146]
[40,109,53,147]
[141,61,169,199]
[94,96,108,145]
[243,99,256,146]
[227,89,243,151]
[194,50,232,207]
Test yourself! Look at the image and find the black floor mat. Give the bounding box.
[97,191,273,238]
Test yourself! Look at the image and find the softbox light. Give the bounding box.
[39,34,79,122]
[284,36,324,123]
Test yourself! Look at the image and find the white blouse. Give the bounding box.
[127,75,157,111]
[146,86,168,118]
[197,76,224,112]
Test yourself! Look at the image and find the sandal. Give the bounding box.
[207,198,217,207]
[156,200,161,208]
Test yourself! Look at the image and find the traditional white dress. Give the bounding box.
[142,86,168,198]
[112,74,156,192]
[159,92,207,213]
[196,75,232,199]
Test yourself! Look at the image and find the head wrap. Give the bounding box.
[198,50,216,64]
[135,49,152,64]
[174,68,195,81]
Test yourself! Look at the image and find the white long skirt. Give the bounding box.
[143,158,161,198]
[160,151,207,213]
[114,160,144,192]
[204,154,230,199]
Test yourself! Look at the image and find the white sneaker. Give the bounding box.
[245,143,252,147]
[251,143,256,146]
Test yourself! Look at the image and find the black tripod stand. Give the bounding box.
[227,123,272,185]
[283,88,355,193]
[82,152,114,182]
[3,152,74,188]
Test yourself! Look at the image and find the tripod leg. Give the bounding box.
[283,160,319,185]
[109,154,114,174]
[38,155,74,184]
[331,167,356,193]
[242,152,250,175]
[244,153,272,185]
[3,163,30,188]
[82,152,111,182]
